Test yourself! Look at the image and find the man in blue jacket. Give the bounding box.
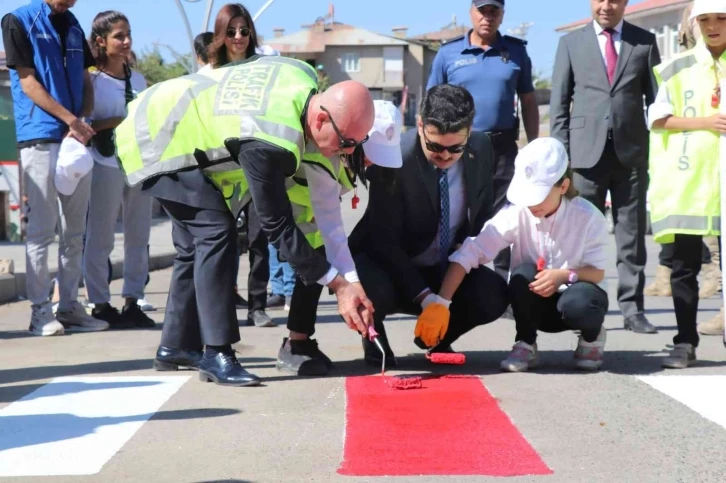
[2,0,107,335]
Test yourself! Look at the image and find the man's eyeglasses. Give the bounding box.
[226,27,251,39]
[421,127,468,154]
[320,105,369,149]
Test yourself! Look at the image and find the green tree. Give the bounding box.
[135,48,190,85]
[532,70,551,90]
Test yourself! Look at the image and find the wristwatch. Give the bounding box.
[568,270,578,284]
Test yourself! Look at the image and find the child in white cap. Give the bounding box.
[647,0,726,368]
[416,137,610,372]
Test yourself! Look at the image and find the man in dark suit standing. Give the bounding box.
[550,0,660,334]
[349,84,508,366]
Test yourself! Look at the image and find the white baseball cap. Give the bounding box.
[506,137,569,207]
[55,137,93,196]
[690,0,726,19]
[362,100,403,169]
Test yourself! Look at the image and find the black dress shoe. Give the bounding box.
[199,351,261,386]
[153,346,203,371]
[624,313,658,334]
[362,326,397,368]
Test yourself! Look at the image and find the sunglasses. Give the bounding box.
[226,27,251,39]
[421,127,468,154]
[320,105,369,149]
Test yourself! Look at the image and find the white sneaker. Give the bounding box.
[574,326,606,371]
[137,298,155,312]
[29,303,65,336]
[501,341,539,372]
[55,301,110,332]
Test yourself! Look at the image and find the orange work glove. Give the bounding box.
[414,303,451,348]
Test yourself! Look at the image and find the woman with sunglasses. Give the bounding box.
[209,3,259,68]
[208,3,278,327]
[82,11,156,331]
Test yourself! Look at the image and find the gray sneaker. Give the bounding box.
[29,303,65,336]
[56,301,110,332]
[662,343,696,369]
[247,310,277,327]
[501,341,539,372]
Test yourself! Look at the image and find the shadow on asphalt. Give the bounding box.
[0,356,275,388]
[261,348,726,383]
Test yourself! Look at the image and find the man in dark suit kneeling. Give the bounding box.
[349,84,508,367]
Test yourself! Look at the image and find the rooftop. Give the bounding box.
[266,21,408,55]
[555,0,691,32]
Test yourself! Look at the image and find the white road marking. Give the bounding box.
[637,375,726,430]
[0,376,190,476]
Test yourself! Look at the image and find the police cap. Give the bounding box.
[473,0,504,8]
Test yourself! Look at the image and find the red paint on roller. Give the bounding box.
[338,376,552,477]
[386,376,423,390]
[426,352,466,365]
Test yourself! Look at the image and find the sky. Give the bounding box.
[0,0,637,79]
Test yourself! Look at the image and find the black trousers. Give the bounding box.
[490,137,519,281]
[573,138,647,319]
[287,246,326,336]
[509,264,609,345]
[157,198,240,350]
[671,235,703,347]
[659,241,711,268]
[354,253,508,346]
[244,201,269,312]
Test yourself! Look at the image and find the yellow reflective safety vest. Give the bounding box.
[286,145,357,249]
[648,40,722,244]
[115,55,318,199]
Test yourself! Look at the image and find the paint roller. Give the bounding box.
[368,326,423,390]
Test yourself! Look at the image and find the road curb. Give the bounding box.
[0,251,177,305]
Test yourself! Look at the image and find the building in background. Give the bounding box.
[410,15,469,48]
[266,11,439,127]
[0,51,21,242]
[556,0,691,62]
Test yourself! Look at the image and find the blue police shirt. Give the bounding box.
[427,30,534,132]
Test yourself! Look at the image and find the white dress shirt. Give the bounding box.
[304,163,360,285]
[412,159,467,267]
[593,19,623,67]
[450,197,610,291]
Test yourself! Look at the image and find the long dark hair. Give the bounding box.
[555,166,579,200]
[89,11,130,69]
[345,145,396,193]
[209,3,259,68]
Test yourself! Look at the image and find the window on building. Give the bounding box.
[670,23,682,56]
[651,26,666,58]
[342,53,360,73]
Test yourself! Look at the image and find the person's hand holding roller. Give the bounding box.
[414,293,451,348]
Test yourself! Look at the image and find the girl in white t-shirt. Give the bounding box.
[83,11,154,329]
[415,138,610,372]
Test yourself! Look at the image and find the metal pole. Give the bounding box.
[173,0,198,72]
[253,0,277,22]
[202,0,215,33]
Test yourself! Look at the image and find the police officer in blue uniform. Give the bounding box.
[427,0,540,283]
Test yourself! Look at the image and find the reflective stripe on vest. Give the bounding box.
[116,56,317,187]
[648,40,722,244]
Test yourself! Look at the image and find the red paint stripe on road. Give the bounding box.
[338,376,552,477]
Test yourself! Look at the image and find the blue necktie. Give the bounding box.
[438,168,450,265]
